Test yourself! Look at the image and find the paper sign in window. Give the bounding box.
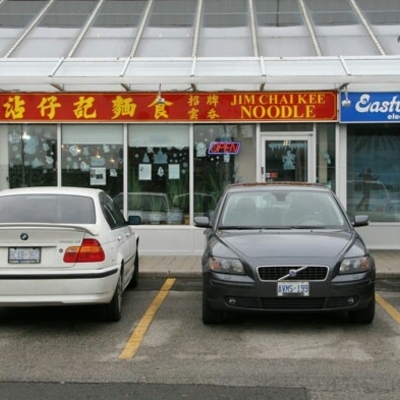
[139,164,151,180]
[169,164,180,179]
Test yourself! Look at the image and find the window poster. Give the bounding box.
[90,167,106,185]
[139,163,152,180]
[169,164,180,179]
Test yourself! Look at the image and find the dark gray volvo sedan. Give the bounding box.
[194,183,376,325]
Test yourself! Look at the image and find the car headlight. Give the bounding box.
[209,257,245,275]
[339,255,372,274]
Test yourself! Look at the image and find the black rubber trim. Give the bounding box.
[0,268,119,280]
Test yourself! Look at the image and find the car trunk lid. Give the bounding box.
[0,224,98,269]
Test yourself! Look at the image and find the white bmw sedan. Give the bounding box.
[0,187,139,322]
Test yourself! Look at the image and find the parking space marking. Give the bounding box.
[376,293,400,325]
[119,278,176,359]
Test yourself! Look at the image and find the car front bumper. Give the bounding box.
[204,270,375,313]
[0,266,120,306]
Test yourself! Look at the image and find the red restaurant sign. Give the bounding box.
[0,91,337,122]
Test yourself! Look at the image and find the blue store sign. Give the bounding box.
[340,92,400,123]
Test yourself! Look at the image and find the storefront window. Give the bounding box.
[347,124,400,222]
[317,123,336,191]
[126,124,189,225]
[6,124,57,188]
[194,124,256,218]
[61,125,123,198]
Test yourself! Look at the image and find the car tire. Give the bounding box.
[202,292,223,325]
[102,272,123,322]
[348,296,375,324]
[129,249,139,288]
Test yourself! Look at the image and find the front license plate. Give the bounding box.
[8,247,41,264]
[277,281,309,296]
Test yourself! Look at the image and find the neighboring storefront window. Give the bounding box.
[193,124,256,217]
[347,124,400,222]
[317,123,336,191]
[61,125,123,198]
[127,124,189,225]
[6,124,57,188]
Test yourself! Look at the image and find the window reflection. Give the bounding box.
[317,123,335,191]
[127,125,189,225]
[194,124,256,218]
[8,124,57,188]
[61,125,123,198]
[347,124,400,222]
[265,140,308,182]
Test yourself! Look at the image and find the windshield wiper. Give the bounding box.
[289,225,326,229]
[219,226,264,230]
[220,226,292,230]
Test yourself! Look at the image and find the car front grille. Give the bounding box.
[257,265,329,281]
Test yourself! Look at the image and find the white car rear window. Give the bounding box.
[0,194,96,224]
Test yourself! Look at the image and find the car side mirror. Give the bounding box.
[128,215,142,225]
[194,216,211,228]
[352,214,369,227]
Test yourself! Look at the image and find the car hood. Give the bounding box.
[216,229,357,263]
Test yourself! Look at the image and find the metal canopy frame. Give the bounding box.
[1,55,400,92]
[0,0,399,92]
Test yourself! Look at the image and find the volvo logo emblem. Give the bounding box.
[289,269,297,277]
[20,233,29,241]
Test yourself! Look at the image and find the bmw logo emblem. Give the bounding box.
[289,269,297,277]
[20,233,29,241]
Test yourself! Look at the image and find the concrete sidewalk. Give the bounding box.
[139,250,400,279]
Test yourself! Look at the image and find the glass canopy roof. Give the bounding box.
[0,0,399,92]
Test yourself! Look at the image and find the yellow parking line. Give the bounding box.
[119,278,176,359]
[376,293,400,325]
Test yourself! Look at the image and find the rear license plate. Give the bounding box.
[8,247,41,264]
[277,281,309,296]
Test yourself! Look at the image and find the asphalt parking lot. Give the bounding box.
[0,277,400,400]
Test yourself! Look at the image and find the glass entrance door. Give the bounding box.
[262,136,313,182]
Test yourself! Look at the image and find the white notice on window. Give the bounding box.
[90,168,106,185]
[139,164,152,180]
[169,164,180,179]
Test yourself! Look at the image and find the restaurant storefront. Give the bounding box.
[0,90,338,254]
[1,0,400,252]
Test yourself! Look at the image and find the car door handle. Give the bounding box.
[117,236,122,242]
[125,233,131,237]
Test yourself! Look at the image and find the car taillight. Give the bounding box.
[63,239,105,263]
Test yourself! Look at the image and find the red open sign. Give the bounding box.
[208,141,241,155]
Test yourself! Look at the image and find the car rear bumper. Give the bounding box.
[0,266,119,306]
[204,272,375,313]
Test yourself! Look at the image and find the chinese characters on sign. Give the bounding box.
[1,92,337,122]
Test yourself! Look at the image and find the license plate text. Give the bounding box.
[277,281,309,296]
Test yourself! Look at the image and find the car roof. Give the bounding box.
[225,182,330,192]
[115,192,168,197]
[174,193,215,197]
[0,186,104,198]
[347,180,385,185]
[127,192,168,196]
